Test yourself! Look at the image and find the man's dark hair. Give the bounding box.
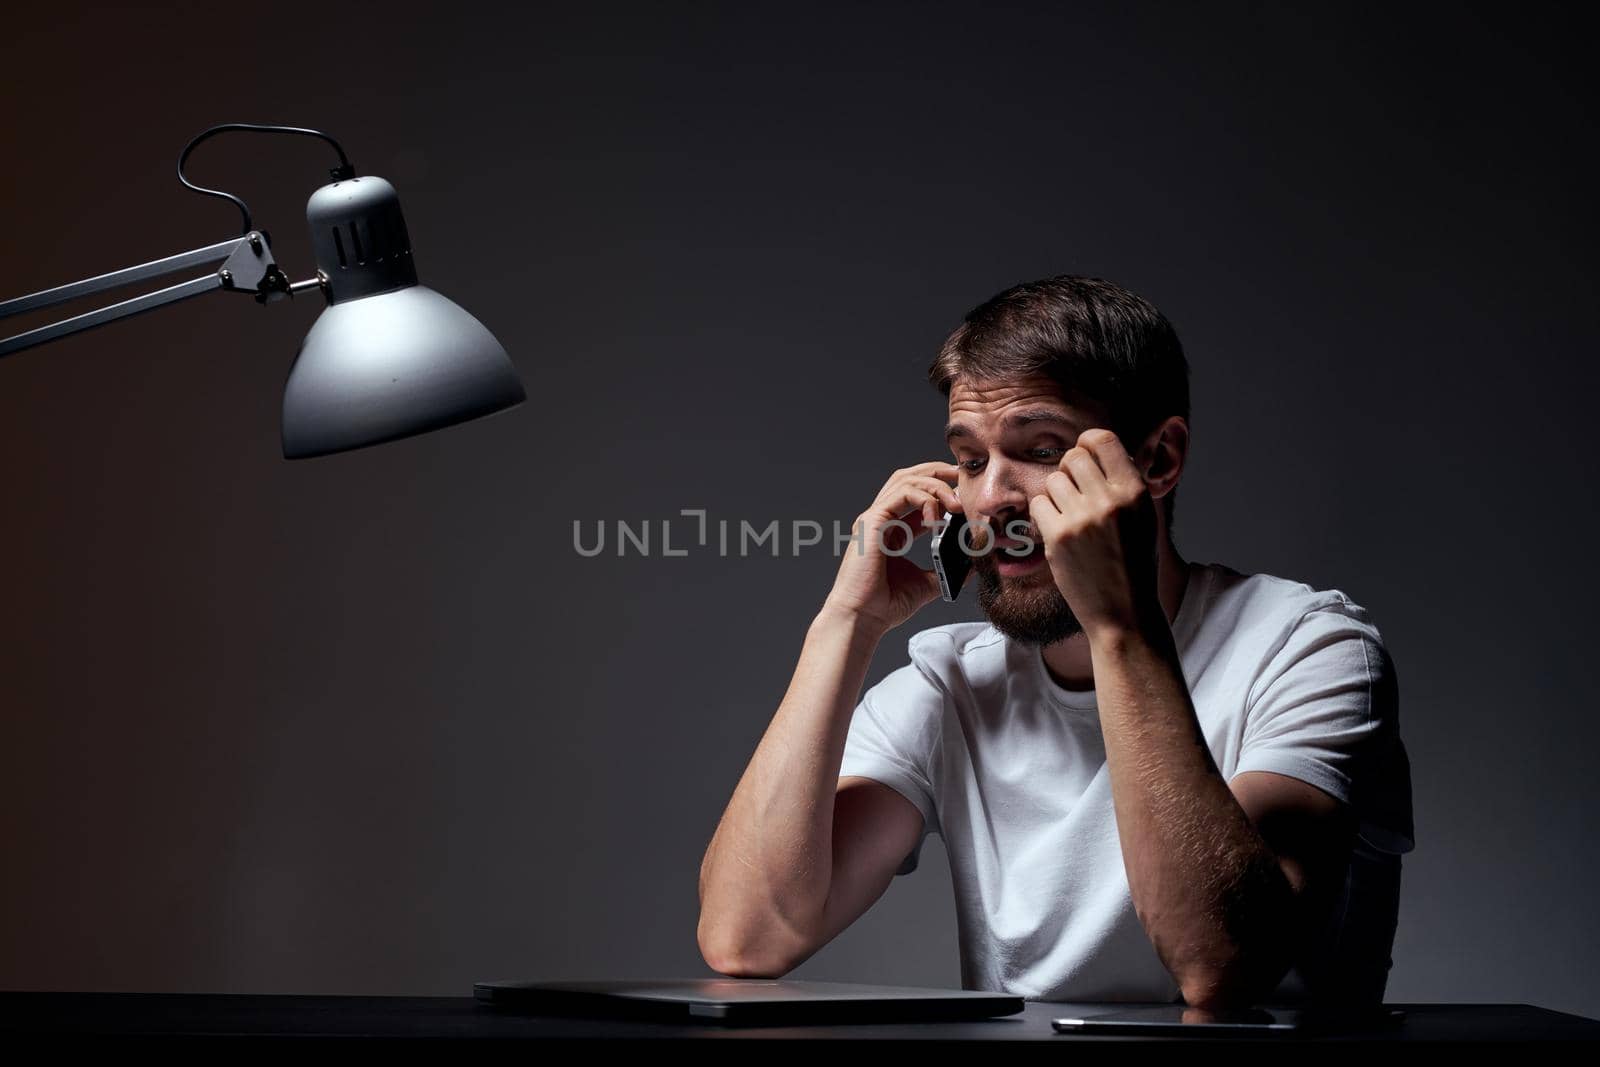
[927,274,1191,529]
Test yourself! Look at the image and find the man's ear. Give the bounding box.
[1137,416,1189,501]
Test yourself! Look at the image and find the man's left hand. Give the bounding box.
[1028,428,1161,641]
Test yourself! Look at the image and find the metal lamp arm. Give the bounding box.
[0,231,311,359]
[0,123,352,360]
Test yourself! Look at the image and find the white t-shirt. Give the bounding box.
[838,559,1414,1003]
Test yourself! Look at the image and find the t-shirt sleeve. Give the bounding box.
[1234,605,1415,855]
[837,646,946,876]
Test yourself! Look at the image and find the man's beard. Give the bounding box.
[971,551,1083,646]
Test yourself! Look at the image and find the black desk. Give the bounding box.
[2,993,1596,1045]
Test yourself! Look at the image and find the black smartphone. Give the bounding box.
[931,509,972,602]
[1050,1004,1406,1037]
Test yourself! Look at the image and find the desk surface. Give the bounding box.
[1,993,1596,1043]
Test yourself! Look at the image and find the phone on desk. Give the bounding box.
[1050,1004,1406,1037]
[930,508,971,602]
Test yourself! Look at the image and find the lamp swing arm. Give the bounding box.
[0,233,323,360]
[0,120,524,459]
[0,123,351,360]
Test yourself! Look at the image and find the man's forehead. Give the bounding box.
[948,374,1066,411]
[945,374,1106,432]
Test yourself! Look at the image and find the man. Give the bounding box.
[696,276,1414,1009]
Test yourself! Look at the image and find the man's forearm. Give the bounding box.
[1088,619,1297,1008]
[696,603,885,974]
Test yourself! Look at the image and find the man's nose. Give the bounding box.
[967,459,1031,536]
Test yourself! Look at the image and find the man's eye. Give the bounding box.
[959,459,984,473]
[1030,448,1067,461]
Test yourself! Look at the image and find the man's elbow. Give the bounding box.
[696,914,802,979]
[1175,950,1290,1013]
[699,943,794,979]
[698,937,799,979]
[1176,869,1305,1009]
[1177,966,1243,1014]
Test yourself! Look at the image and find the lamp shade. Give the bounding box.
[280,174,525,459]
[281,285,525,458]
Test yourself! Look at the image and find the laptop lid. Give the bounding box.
[473,978,1026,1025]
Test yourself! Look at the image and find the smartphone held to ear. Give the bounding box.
[931,509,972,602]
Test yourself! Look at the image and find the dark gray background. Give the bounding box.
[2,0,1595,1017]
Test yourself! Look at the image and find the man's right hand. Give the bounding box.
[822,461,964,635]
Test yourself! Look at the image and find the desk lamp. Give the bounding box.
[0,123,526,458]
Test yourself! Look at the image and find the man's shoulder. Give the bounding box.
[901,620,1008,684]
[1194,560,1384,647]
[905,619,1004,653]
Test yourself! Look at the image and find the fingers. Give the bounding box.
[894,461,961,487]
[1049,429,1137,510]
[1044,468,1076,512]
[1027,489,1061,539]
[1027,429,1151,547]
[904,475,962,518]
[876,464,960,501]
[893,484,958,533]
[878,487,947,551]
[1062,448,1105,501]
[920,460,962,487]
[874,467,962,526]
[1075,428,1143,490]
[859,462,968,554]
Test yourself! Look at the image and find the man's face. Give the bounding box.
[944,373,1114,647]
